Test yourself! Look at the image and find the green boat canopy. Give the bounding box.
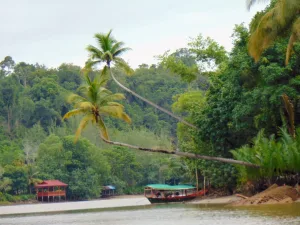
[145,184,196,190]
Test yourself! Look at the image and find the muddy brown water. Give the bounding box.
[1,203,300,225]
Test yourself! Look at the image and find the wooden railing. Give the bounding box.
[37,190,66,197]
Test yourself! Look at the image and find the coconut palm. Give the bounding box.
[247,0,300,65]
[63,72,131,141]
[85,30,197,129]
[63,72,259,168]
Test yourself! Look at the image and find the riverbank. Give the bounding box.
[0,195,239,216]
[1,194,299,216]
[0,196,150,216]
[190,194,300,205]
[188,195,242,204]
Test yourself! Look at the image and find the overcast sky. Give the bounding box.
[0,0,267,68]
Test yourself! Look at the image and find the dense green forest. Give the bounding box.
[0,58,200,202]
[1,0,300,202]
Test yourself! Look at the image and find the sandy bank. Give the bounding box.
[0,197,150,216]
[188,195,242,204]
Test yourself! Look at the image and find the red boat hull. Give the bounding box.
[147,195,196,203]
[146,189,208,203]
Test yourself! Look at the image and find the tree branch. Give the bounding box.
[109,69,198,129]
[100,136,260,168]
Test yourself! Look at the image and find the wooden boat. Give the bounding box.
[144,184,207,203]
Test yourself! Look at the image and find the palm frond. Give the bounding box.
[67,94,88,104]
[247,0,269,10]
[248,0,300,63]
[121,112,131,123]
[63,109,85,120]
[94,30,116,53]
[107,102,124,107]
[99,105,131,123]
[83,72,93,86]
[99,105,124,117]
[110,41,126,55]
[102,93,125,102]
[85,59,103,70]
[86,45,104,59]
[97,116,109,140]
[103,51,114,63]
[114,57,134,75]
[286,17,300,65]
[75,101,95,111]
[94,33,108,52]
[113,47,132,58]
[99,87,112,95]
[248,8,278,62]
[106,29,114,41]
[100,65,110,82]
[75,115,94,142]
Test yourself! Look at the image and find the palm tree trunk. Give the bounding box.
[100,135,260,168]
[109,69,198,129]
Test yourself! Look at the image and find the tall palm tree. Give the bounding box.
[63,72,259,168]
[85,30,197,129]
[247,0,300,65]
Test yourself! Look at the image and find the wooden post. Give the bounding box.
[64,187,66,201]
[195,165,199,192]
[204,176,206,196]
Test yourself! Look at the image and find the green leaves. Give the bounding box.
[63,72,131,141]
[36,135,110,200]
[159,53,198,82]
[158,35,228,83]
[188,34,228,70]
[232,128,300,182]
[248,0,300,64]
[86,30,132,73]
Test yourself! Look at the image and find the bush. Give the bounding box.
[0,192,35,203]
[123,186,144,195]
[231,128,300,184]
[0,192,5,201]
[3,193,15,202]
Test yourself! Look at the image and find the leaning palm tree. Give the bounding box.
[247,0,300,65]
[63,72,259,168]
[85,30,197,129]
[63,71,131,141]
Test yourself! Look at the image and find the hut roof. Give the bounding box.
[35,180,68,188]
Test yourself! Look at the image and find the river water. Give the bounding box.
[1,203,300,225]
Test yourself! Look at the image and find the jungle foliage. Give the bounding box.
[0,58,193,201]
[1,0,300,201]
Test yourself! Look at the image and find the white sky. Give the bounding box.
[0,0,267,68]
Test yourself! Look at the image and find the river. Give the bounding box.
[1,203,300,225]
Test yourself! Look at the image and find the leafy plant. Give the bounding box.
[231,128,300,183]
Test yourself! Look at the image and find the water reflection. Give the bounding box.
[1,203,300,225]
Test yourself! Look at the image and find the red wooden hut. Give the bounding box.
[35,180,68,202]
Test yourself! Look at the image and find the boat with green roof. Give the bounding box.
[144,184,207,203]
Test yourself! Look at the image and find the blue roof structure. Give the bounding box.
[103,185,116,190]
